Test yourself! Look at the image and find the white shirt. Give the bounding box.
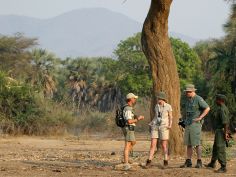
[123,107,135,126]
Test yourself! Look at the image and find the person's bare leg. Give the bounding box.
[148,138,157,160]
[195,145,203,168]
[131,141,136,146]
[124,142,131,164]
[180,145,193,168]
[196,145,202,159]
[187,145,193,159]
[162,140,168,161]
[130,141,136,157]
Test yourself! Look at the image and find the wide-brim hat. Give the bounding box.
[184,84,197,92]
[156,91,167,101]
[126,93,138,99]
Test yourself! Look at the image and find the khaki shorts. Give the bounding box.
[122,127,135,142]
[151,126,169,140]
[184,122,202,146]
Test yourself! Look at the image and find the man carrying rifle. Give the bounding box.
[205,94,231,173]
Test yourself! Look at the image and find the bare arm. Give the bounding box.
[167,111,173,128]
[127,116,144,124]
[127,119,138,124]
[194,107,210,122]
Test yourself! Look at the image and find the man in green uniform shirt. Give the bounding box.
[205,94,230,173]
[180,84,210,168]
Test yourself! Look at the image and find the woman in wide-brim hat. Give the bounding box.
[146,91,173,168]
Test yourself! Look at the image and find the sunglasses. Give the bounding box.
[186,91,193,93]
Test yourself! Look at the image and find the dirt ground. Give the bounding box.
[0,134,235,177]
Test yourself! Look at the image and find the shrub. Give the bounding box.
[0,71,76,135]
[202,143,213,157]
[76,110,110,132]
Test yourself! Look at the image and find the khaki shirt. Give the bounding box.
[154,103,172,127]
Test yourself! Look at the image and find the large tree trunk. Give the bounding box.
[141,0,184,154]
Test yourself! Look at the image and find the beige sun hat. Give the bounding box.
[126,93,138,99]
[184,84,197,92]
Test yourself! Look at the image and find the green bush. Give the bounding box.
[202,141,235,160]
[202,143,213,157]
[32,96,76,135]
[0,71,76,135]
[0,71,40,132]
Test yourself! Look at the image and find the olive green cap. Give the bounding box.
[156,91,167,101]
[184,84,197,92]
[216,94,227,101]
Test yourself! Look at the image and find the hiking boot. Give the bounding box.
[180,159,192,168]
[164,160,168,167]
[123,163,131,171]
[142,159,152,169]
[205,161,216,168]
[146,159,152,166]
[195,159,202,168]
[215,166,227,173]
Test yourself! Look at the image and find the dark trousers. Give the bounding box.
[211,129,226,167]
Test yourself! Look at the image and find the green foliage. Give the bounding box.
[0,71,75,135]
[170,37,203,90]
[54,57,122,110]
[33,96,75,135]
[115,33,149,75]
[114,33,202,96]
[0,33,37,79]
[29,49,59,98]
[224,4,236,45]
[202,143,213,157]
[114,33,151,97]
[63,57,117,84]
[194,4,236,131]
[118,73,152,96]
[59,57,118,97]
[1,4,236,135]
[0,71,41,133]
[207,41,236,130]
[202,141,234,160]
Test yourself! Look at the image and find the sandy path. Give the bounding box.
[0,136,235,177]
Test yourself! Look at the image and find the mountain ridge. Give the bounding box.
[0,8,198,58]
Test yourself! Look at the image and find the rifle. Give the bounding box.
[226,133,233,147]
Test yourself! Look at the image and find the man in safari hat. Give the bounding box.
[122,93,144,170]
[180,84,210,168]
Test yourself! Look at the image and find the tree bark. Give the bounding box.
[141,0,184,154]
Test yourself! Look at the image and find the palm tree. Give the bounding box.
[207,4,236,131]
[30,49,59,98]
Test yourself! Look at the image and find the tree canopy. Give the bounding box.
[194,4,236,130]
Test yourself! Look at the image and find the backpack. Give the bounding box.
[115,105,127,128]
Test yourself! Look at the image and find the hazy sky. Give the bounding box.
[0,0,231,39]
